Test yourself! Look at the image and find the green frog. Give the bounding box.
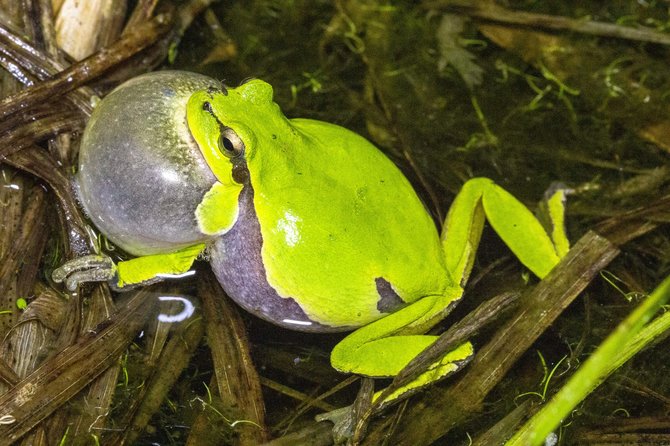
[53,71,569,405]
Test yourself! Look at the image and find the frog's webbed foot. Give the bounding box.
[315,405,354,444]
[52,255,117,291]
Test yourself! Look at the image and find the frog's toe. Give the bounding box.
[315,405,354,444]
[64,268,115,291]
[52,255,116,290]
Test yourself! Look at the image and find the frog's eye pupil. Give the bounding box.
[218,127,245,159]
[221,137,235,152]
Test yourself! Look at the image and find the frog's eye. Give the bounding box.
[218,127,245,159]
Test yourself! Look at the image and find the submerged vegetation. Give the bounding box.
[0,1,670,444]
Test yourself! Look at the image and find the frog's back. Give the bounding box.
[242,118,451,329]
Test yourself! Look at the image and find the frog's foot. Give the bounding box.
[52,255,117,291]
[320,342,472,442]
[315,405,354,444]
[371,341,473,406]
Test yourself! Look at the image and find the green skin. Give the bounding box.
[54,75,569,405]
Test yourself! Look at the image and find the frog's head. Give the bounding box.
[186,79,294,189]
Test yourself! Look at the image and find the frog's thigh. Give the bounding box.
[441,178,490,284]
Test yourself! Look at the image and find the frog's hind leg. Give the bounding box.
[331,287,473,404]
[329,178,569,408]
[441,177,568,286]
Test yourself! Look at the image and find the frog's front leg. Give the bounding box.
[52,243,205,291]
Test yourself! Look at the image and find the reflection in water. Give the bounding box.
[157,295,195,323]
[282,318,313,328]
[0,414,15,425]
[156,270,196,280]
